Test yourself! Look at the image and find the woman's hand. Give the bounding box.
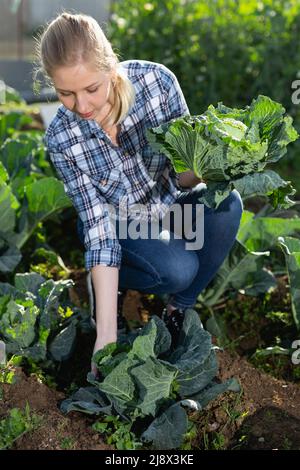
[90,336,102,378]
[178,170,203,188]
[90,334,117,379]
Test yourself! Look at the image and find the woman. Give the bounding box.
[36,12,243,374]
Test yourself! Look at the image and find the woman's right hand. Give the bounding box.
[90,334,117,379]
[89,265,119,379]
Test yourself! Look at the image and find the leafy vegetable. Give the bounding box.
[146,95,298,208]
[61,310,240,449]
[0,86,72,273]
[0,272,85,366]
[278,236,300,330]
[237,210,300,252]
[200,239,275,307]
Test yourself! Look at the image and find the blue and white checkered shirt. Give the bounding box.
[44,60,190,270]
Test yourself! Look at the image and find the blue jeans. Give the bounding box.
[77,184,243,309]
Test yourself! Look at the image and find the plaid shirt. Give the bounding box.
[44,60,190,270]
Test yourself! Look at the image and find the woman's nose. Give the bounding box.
[75,97,90,114]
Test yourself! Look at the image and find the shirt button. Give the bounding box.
[100,179,107,186]
[124,152,130,157]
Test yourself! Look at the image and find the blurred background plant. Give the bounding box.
[107,0,300,193]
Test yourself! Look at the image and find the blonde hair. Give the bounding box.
[33,11,136,127]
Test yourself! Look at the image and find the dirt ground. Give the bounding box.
[1,271,300,450]
[2,344,300,450]
[0,367,113,450]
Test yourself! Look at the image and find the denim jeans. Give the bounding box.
[77,183,243,309]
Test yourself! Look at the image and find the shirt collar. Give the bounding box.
[74,113,105,138]
[57,105,106,139]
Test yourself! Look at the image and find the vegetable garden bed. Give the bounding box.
[1,84,300,450]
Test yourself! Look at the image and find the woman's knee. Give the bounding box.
[160,252,199,292]
[221,189,243,221]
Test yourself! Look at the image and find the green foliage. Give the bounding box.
[0,403,41,450]
[0,89,72,274]
[93,415,143,450]
[0,272,86,368]
[200,210,300,325]
[0,83,25,105]
[108,0,300,115]
[250,347,295,380]
[30,246,71,280]
[180,419,198,450]
[237,210,300,252]
[278,236,300,329]
[200,238,275,307]
[0,112,33,146]
[61,310,240,449]
[108,0,300,193]
[147,95,298,209]
[207,432,227,450]
[59,436,77,450]
[197,208,300,379]
[0,355,22,384]
[0,169,71,273]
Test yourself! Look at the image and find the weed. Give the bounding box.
[25,359,57,389]
[55,418,77,449]
[292,365,300,381]
[265,310,291,326]
[231,433,249,450]
[0,402,42,449]
[210,432,226,450]
[282,436,293,450]
[60,436,77,450]
[250,353,290,380]
[180,420,198,450]
[92,415,143,450]
[0,355,22,384]
[221,390,248,428]
[201,423,227,450]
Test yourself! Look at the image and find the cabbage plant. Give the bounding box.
[147,95,298,208]
[61,310,240,449]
